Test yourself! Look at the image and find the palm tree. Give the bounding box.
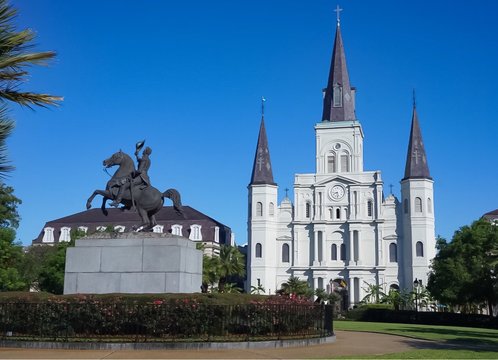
[280,276,313,297]
[361,281,386,304]
[201,254,220,293]
[0,0,62,176]
[250,284,266,295]
[217,245,245,293]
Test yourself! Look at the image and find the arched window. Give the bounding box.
[282,244,290,263]
[329,208,333,219]
[256,202,263,217]
[336,208,341,219]
[255,243,262,258]
[389,243,398,263]
[42,227,55,243]
[340,153,349,172]
[404,199,409,214]
[340,244,346,260]
[327,154,336,173]
[171,224,182,236]
[59,227,71,242]
[269,202,275,216]
[189,224,202,241]
[415,197,422,213]
[427,198,432,213]
[390,284,400,291]
[305,202,311,218]
[416,241,424,257]
[367,200,373,217]
[331,244,337,260]
[333,84,342,107]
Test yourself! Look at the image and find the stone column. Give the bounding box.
[348,230,355,266]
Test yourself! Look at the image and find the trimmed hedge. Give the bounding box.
[0,293,333,342]
[346,307,498,329]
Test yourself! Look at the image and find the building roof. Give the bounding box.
[322,23,356,122]
[32,205,232,245]
[483,209,498,221]
[249,117,276,186]
[403,105,432,180]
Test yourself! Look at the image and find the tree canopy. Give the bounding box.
[427,219,498,315]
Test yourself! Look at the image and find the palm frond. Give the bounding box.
[0,51,56,69]
[0,105,14,177]
[0,90,62,108]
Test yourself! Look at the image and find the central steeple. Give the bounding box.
[322,20,356,122]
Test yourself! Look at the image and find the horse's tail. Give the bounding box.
[163,188,183,217]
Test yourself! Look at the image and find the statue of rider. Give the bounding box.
[110,141,152,208]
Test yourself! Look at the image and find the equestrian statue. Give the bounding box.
[86,141,183,231]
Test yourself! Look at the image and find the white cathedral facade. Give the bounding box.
[247,20,435,308]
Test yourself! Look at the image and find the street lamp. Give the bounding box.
[413,278,422,313]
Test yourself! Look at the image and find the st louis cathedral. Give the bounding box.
[247,18,435,307]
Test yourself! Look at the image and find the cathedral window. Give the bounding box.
[367,200,373,217]
[331,244,337,260]
[415,197,423,213]
[340,153,349,172]
[336,208,341,219]
[282,243,290,263]
[59,227,71,242]
[404,199,409,214]
[389,243,398,263]
[327,154,336,173]
[189,224,202,241]
[269,202,275,216]
[255,243,262,258]
[333,84,343,107]
[305,202,311,218]
[340,244,346,260]
[427,198,432,213]
[329,208,333,219]
[172,224,182,236]
[256,202,263,217]
[416,241,424,257]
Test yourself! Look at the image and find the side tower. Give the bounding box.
[400,103,435,289]
[247,115,278,294]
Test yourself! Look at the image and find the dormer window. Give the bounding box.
[189,224,202,241]
[59,227,71,242]
[333,84,342,107]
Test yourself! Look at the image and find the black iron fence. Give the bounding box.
[0,302,334,342]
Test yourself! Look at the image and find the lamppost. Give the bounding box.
[413,278,422,313]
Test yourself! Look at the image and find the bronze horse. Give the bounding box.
[86,150,182,231]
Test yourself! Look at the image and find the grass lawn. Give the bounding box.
[334,321,498,359]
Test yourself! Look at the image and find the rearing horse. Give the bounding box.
[86,150,183,231]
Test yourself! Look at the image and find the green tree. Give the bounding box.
[217,245,245,293]
[201,254,220,293]
[361,281,386,304]
[0,0,62,176]
[280,276,313,297]
[427,219,498,315]
[251,283,266,295]
[0,183,23,290]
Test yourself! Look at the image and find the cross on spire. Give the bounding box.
[261,96,266,117]
[412,148,421,165]
[334,5,343,25]
[389,184,394,194]
[285,188,289,198]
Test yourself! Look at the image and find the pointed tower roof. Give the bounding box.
[403,105,431,180]
[322,22,356,122]
[250,117,276,185]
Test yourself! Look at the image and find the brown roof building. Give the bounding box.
[32,206,233,255]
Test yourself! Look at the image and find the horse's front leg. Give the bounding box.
[86,189,112,210]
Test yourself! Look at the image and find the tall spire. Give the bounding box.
[250,108,276,186]
[322,15,355,122]
[403,104,431,180]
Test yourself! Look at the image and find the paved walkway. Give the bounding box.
[0,331,439,359]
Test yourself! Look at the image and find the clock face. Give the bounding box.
[329,185,345,200]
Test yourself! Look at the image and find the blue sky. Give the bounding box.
[7,0,498,246]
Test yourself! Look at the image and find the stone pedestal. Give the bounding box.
[63,233,202,294]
